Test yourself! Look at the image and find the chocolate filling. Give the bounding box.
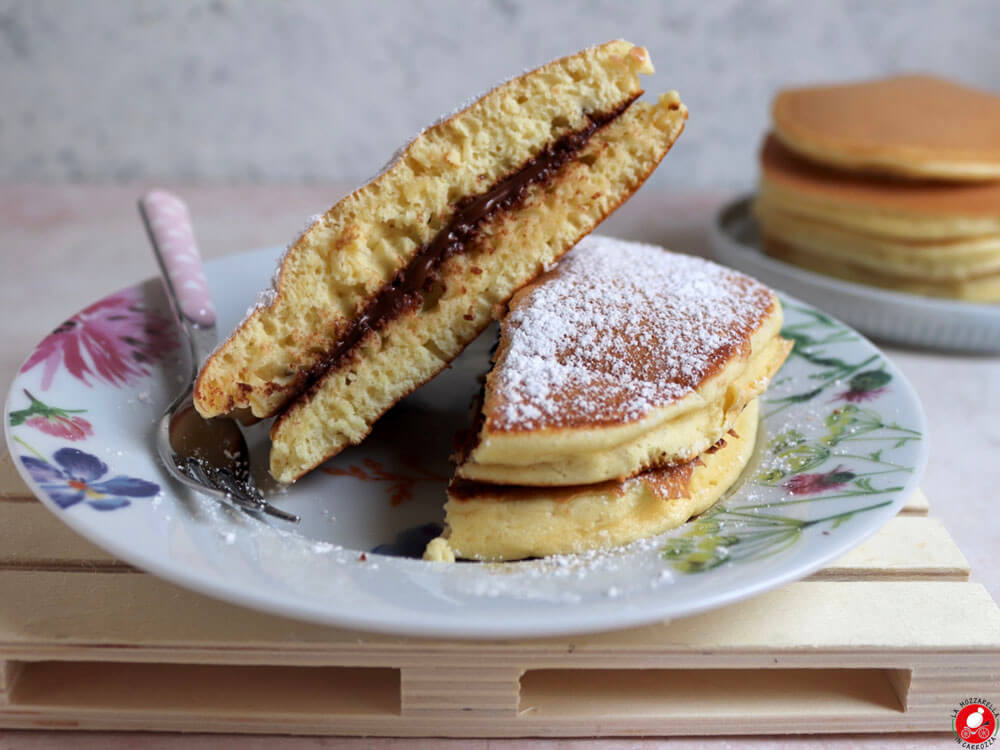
[297,95,639,396]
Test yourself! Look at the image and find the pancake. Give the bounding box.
[455,237,791,486]
[425,399,759,562]
[759,135,1000,240]
[191,41,689,483]
[762,237,1000,302]
[772,75,1000,180]
[754,199,1000,282]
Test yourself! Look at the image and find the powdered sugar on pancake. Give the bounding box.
[489,236,776,431]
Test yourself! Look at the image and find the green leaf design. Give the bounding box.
[779,443,831,474]
[755,467,786,483]
[768,429,807,453]
[848,370,891,392]
[663,300,920,576]
[8,390,87,426]
[822,405,883,445]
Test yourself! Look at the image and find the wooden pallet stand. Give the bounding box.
[0,450,997,737]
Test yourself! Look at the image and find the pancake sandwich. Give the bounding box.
[193,40,688,483]
[426,237,792,561]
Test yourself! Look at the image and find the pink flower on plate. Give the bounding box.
[26,414,93,441]
[9,390,94,441]
[834,370,892,404]
[783,466,856,495]
[20,289,178,389]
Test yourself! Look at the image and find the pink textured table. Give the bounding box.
[1,184,996,748]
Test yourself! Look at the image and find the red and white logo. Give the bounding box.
[953,698,998,747]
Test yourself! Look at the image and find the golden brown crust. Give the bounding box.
[760,134,1000,218]
[773,74,1000,179]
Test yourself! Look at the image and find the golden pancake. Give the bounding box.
[456,237,791,486]
[773,75,1000,180]
[426,399,759,562]
[191,41,688,483]
[762,237,1000,302]
[755,198,1000,282]
[759,135,1000,240]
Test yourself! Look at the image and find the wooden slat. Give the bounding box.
[0,450,31,501]
[0,663,985,735]
[807,516,968,581]
[900,488,929,515]
[401,667,522,715]
[0,502,129,572]
[0,661,23,700]
[0,571,996,660]
[0,707,957,736]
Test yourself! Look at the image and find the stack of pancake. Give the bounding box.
[425,237,792,562]
[755,75,1000,302]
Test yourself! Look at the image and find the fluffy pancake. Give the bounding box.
[426,399,759,562]
[762,238,1000,302]
[759,135,1000,240]
[773,75,1000,180]
[456,237,791,486]
[755,200,1000,282]
[757,136,1000,301]
[191,41,688,483]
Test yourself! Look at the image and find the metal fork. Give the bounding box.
[139,190,298,522]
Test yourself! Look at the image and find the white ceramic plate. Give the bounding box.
[4,246,928,639]
[711,196,1000,352]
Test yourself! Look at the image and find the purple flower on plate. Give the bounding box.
[835,370,892,403]
[20,289,178,390]
[21,447,159,511]
[783,465,856,496]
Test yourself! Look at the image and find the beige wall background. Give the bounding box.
[2,0,998,189]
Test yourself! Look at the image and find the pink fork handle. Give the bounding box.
[140,190,216,328]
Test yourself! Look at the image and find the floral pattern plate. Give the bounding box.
[3,246,928,639]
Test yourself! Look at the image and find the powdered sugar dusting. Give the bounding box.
[491,236,775,431]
